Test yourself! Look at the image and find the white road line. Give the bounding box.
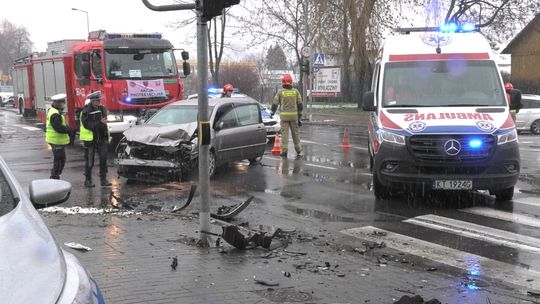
[404,214,540,252]
[352,146,368,151]
[304,163,337,170]
[460,207,540,229]
[513,197,540,207]
[341,226,540,288]
[520,141,534,144]
[13,124,42,131]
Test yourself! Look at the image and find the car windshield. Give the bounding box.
[147,105,214,125]
[105,49,177,80]
[0,169,16,217]
[382,60,506,107]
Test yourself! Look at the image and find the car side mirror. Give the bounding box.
[215,121,224,131]
[362,91,376,111]
[183,62,191,76]
[29,179,72,209]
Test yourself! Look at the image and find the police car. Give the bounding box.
[363,24,520,201]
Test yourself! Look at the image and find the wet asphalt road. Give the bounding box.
[2,107,540,297]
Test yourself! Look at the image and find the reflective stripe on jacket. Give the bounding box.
[46,108,70,145]
[273,88,302,120]
[79,111,93,141]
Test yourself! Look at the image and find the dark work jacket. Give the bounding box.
[510,89,523,113]
[50,106,71,134]
[81,104,109,143]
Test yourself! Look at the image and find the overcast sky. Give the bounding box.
[0,0,247,58]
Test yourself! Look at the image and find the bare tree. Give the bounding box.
[219,62,260,97]
[0,20,32,81]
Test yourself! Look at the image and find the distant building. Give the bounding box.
[502,14,540,94]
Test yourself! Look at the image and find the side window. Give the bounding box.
[91,51,103,79]
[74,52,90,85]
[521,100,532,109]
[74,53,82,80]
[216,105,239,129]
[214,103,234,126]
[236,104,261,126]
[531,100,540,109]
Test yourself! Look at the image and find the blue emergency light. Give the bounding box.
[208,87,220,94]
[125,97,132,103]
[439,22,477,33]
[468,138,483,149]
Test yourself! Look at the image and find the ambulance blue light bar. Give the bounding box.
[440,22,477,33]
[468,138,483,149]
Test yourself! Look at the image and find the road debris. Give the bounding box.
[171,256,178,270]
[211,196,254,220]
[64,242,92,251]
[171,185,197,213]
[393,295,441,304]
[201,225,289,250]
[254,278,280,287]
[528,290,540,298]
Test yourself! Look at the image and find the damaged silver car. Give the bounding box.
[115,98,267,182]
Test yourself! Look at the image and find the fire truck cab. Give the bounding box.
[12,30,187,136]
[363,24,520,201]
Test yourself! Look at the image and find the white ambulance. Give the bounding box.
[363,25,519,201]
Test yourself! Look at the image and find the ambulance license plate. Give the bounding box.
[433,180,472,190]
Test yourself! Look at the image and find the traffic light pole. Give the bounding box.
[142,0,211,247]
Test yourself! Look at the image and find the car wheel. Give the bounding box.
[531,120,540,134]
[249,155,263,165]
[208,150,216,177]
[373,171,390,200]
[494,187,514,201]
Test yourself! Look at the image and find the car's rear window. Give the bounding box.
[0,170,16,217]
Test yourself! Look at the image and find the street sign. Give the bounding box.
[301,46,311,58]
[312,67,341,97]
[313,52,326,67]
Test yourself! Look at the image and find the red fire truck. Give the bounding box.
[12,30,189,136]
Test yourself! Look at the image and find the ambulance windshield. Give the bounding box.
[382,60,506,108]
[105,49,178,80]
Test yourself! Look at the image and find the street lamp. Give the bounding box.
[71,8,90,35]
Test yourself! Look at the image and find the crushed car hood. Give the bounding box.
[123,122,198,147]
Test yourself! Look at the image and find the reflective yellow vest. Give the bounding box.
[79,110,93,141]
[274,88,302,118]
[46,108,70,145]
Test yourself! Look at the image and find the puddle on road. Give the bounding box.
[284,205,361,223]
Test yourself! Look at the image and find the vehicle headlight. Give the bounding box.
[379,129,405,145]
[497,129,518,145]
[107,114,123,122]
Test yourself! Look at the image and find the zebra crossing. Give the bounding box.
[341,196,540,290]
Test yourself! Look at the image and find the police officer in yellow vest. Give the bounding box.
[80,91,111,187]
[46,93,75,179]
[271,74,303,158]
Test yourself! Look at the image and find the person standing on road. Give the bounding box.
[505,82,523,122]
[270,74,303,158]
[46,93,75,179]
[80,91,112,187]
[222,83,234,97]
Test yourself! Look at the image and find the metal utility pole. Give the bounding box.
[71,8,90,35]
[302,0,312,120]
[141,0,210,247]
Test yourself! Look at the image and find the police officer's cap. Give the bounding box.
[51,93,67,103]
[87,91,102,101]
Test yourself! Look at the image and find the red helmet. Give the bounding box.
[504,82,513,92]
[223,83,234,92]
[282,74,293,85]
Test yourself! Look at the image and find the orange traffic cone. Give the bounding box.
[342,128,352,149]
[272,135,283,155]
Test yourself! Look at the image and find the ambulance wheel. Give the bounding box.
[531,120,540,134]
[494,187,514,201]
[373,172,389,200]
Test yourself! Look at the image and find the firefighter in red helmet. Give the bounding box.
[505,82,522,122]
[270,74,303,158]
[222,83,234,97]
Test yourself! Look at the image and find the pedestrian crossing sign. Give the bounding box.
[313,52,326,67]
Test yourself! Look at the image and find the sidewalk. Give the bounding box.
[42,210,524,304]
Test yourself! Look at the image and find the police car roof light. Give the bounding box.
[461,23,477,32]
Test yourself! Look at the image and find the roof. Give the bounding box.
[170,96,258,107]
[382,32,494,61]
[502,14,540,54]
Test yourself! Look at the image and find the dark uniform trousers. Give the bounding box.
[84,140,108,179]
[50,144,66,179]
